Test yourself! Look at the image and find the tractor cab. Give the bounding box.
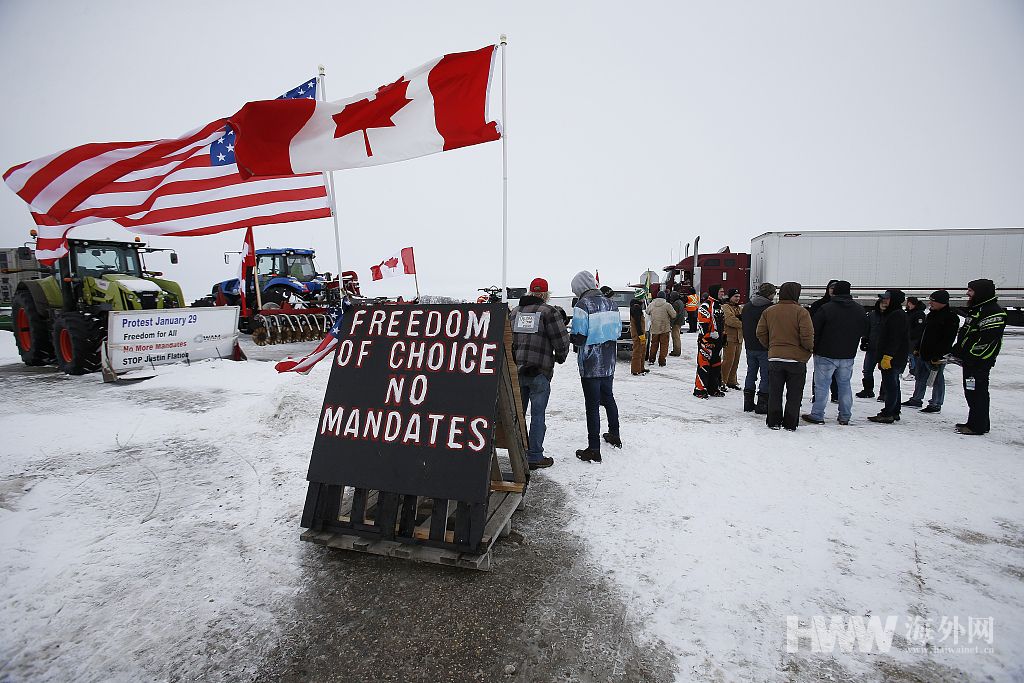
[257,249,318,284]
[68,241,144,279]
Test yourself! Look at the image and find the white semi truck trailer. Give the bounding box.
[748,227,1023,323]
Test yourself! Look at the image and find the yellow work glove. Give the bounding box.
[880,355,893,370]
[638,335,647,344]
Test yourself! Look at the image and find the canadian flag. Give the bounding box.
[229,46,501,178]
[370,247,416,281]
[238,227,257,317]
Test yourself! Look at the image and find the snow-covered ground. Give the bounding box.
[544,332,1024,681]
[1,329,1022,681]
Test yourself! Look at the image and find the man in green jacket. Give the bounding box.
[950,279,1007,436]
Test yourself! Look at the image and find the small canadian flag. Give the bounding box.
[370,247,416,281]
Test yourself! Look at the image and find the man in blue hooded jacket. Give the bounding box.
[570,270,621,463]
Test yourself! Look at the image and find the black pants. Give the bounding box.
[880,368,901,418]
[963,365,991,433]
[767,361,806,430]
[687,311,697,333]
[581,375,619,450]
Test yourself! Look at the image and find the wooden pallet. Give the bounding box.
[300,482,522,570]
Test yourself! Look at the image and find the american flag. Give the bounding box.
[274,304,349,374]
[4,79,330,265]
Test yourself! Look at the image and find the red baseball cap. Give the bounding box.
[530,277,548,293]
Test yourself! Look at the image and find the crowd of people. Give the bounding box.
[508,272,1009,469]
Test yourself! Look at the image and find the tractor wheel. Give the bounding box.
[263,285,294,307]
[52,312,103,375]
[191,296,216,307]
[12,289,54,365]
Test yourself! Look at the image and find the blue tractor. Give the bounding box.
[210,248,329,308]
[200,247,360,344]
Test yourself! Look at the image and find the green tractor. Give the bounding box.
[10,238,185,375]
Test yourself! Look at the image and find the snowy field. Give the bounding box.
[1,329,1022,682]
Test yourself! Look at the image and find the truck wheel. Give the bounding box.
[52,312,103,375]
[12,289,54,365]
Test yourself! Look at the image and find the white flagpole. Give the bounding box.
[318,64,345,278]
[499,34,508,302]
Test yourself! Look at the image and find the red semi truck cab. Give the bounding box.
[663,247,751,302]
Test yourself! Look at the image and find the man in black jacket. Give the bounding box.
[868,289,909,424]
[803,281,863,425]
[903,290,959,413]
[856,295,885,398]
[808,279,839,403]
[950,279,1007,435]
[741,282,776,413]
[904,297,927,379]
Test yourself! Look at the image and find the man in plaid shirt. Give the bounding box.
[510,278,571,469]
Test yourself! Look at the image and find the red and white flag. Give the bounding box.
[237,227,257,317]
[229,46,501,178]
[275,304,348,374]
[370,247,416,281]
[4,79,331,265]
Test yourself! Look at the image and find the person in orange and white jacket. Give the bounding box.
[694,284,726,398]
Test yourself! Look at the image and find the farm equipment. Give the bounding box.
[1,246,41,332]
[199,247,361,345]
[7,237,184,374]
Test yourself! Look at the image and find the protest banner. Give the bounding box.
[300,302,528,569]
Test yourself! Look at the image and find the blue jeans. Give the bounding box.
[911,360,945,407]
[520,373,551,462]
[744,349,769,393]
[810,356,854,421]
[581,375,619,451]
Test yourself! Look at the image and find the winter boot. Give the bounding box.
[743,389,756,412]
[855,376,874,399]
[754,392,769,415]
[602,432,622,448]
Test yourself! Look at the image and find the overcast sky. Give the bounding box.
[1,1,1022,301]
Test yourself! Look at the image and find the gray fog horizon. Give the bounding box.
[2,1,1022,301]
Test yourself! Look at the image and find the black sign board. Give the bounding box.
[308,303,506,504]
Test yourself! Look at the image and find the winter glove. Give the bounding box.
[710,331,720,340]
[638,335,646,344]
[879,355,893,370]
[860,339,869,351]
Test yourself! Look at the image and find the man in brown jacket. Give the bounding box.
[721,288,744,389]
[646,291,676,366]
[756,282,814,430]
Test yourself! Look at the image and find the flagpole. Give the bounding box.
[413,270,421,300]
[318,64,345,278]
[499,34,508,302]
[251,228,263,312]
